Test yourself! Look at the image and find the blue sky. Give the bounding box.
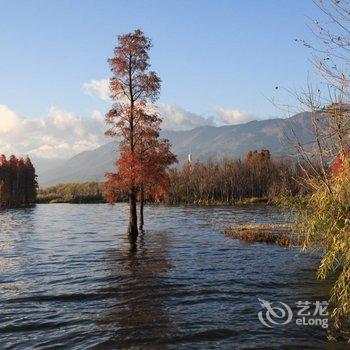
[0,0,323,159]
[0,0,318,117]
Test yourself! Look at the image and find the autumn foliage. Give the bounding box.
[104,29,176,236]
[0,155,37,208]
[331,149,350,177]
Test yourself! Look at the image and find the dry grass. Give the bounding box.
[224,223,303,247]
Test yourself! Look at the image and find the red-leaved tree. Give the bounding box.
[0,155,37,208]
[105,29,176,237]
[138,136,177,230]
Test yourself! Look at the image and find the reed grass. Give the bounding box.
[225,223,302,247]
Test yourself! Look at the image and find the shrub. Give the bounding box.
[297,157,350,328]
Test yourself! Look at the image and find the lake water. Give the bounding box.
[0,204,342,349]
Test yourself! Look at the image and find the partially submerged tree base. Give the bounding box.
[128,191,138,238]
[128,226,139,238]
[225,223,302,247]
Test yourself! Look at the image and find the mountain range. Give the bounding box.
[37,112,314,187]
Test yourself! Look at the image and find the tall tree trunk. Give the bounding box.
[139,183,144,231]
[128,188,138,238]
[127,52,138,239]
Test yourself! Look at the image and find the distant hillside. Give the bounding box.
[38,112,314,187]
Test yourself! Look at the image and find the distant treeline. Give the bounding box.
[37,182,108,204]
[164,150,306,205]
[0,155,37,208]
[38,150,307,205]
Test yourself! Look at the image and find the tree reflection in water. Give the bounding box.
[99,230,173,348]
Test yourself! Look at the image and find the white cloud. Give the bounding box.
[0,102,218,160]
[159,103,215,131]
[0,105,105,159]
[0,102,261,162]
[83,79,110,101]
[158,104,258,130]
[82,78,217,131]
[83,78,259,130]
[214,107,257,125]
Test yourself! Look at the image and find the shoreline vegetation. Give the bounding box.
[37,149,307,205]
[165,149,306,205]
[37,183,272,206]
[37,182,107,204]
[37,194,271,206]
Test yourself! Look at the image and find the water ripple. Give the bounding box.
[0,203,335,349]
